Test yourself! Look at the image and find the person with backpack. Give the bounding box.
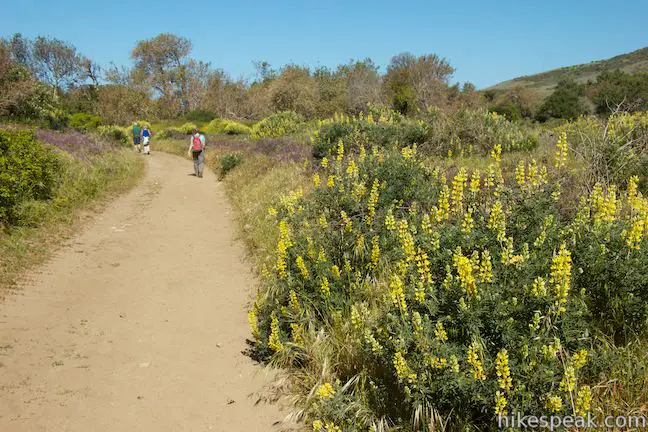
[132,122,142,152]
[187,129,206,177]
[141,126,152,155]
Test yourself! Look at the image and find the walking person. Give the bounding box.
[187,129,206,178]
[142,125,152,155]
[132,122,142,152]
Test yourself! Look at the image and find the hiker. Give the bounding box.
[187,129,206,178]
[142,126,152,155]
[132,122,141,152]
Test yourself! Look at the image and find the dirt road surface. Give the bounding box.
[0,152,288,431]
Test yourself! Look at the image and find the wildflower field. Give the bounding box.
[231,110,648,431]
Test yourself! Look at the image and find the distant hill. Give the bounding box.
[488,47,648,97]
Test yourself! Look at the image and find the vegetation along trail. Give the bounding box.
[0,152,285,431]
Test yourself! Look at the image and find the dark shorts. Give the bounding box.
[133,136,141,144]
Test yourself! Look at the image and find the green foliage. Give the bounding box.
[0,129,59,225]
[205,118,251,135]
[250,146,647,430]
[591,70,648,114]
[251,111,304,140]
[536,80,588,122]
[183,108,217,123]
[219,152,243,178]
[311,108,538,159]
[68,112,102,131]
[97,125,130,146]
[176,122,198,134]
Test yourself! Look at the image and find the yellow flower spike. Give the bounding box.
[340,210,353,232]
[369,235,380,269]
[385,208,397,230]
[313,173,320,187]
[451,167,467,215]
[366,179,380,225]
[488,201,507,243]
[478,250,493,283]
[496,349,512,391]
[412,311,423,333]
[312,420,323,431]
[435,321,448,342]
[393,350,416,383]
[550,243,572,314]
[495,391,508,416]
[560,365,576,392]
[321,157,329,169]
[247,309,259,336]
[554,131,568,168]
[267,207,278,216]
[320,277,330,297]
[296,256,309,279]
[336,140,344,162]
[515,160,526,186]
[319,213,328,228]
[572,349,588,369]
[467,342,486,381]
[461,207,475,234]
[326,175,335,188]
[470,170,481,194]
[331,265,341,279]
[268,312,283,352]
[546,394,563,413]
[491,143,502,164]
[453,248,479,300]
[290,323,303,345]
[575,385,592,416]
[289,290,301,313]
[389,274,408,315]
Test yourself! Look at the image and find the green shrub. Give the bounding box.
[177,122,198,135]
[249,145,648,430]
[251,111,304,140]
[205,118,251,135]
[184,108,217,123]
[69,113,103,131]
[219,152,243,178]
[0,129,59,225]
[97,125,130,146]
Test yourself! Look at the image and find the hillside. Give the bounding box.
[488,46,648,96]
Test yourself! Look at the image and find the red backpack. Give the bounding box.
[192,134,202,151]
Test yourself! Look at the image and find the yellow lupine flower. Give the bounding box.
[366,179,380,225]
[496,349,512,391]
[421,212,432,234]
[313,420,323,431]
[326,175,335,188]
[296,256,309,279]
[478,250,493,283]
[560,365,576,393]
[289,289,301,313]
[491,143,502,164]
[331,265,341,279]
[290,323,303,345]
[313,173,320,187]
[470,170,481,194]
[369,235,380,269]
[321,157,329,168]
[268,312,283,352]
[531,277,547,297]
[394,350,417,383]
[451,167,467,215]
[316,382,336,399]
[495,390,508,416]
[415,248,432,284]
[575,385,592,416]
[389,274,408,315]
[453,248,478,300]
[515,160,526,186]
[364,330,382,354]
[437,185,451,222]
[398,219,416,262]
[550,243,572,314]
[340,210,353,232]
[554,131,568,168]
[546,394,563,413]
[412,311,423,333]
[435,321,448,342]
[320,277,330,297]
[488,201,506,243]
[336,140,344,162]
[572,349,588,369]
[461,207,474,234]
[467,342,486,381]
[385,208,397,231]
[248,309,259,336]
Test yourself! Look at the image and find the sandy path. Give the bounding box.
[0,152,287,431]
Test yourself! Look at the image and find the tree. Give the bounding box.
[490,86,539,121]
[384,52,455,114]
[131,33,193,116]
[268,65,318,117]
[202,69,246,118]
[313,66,346,117]
[32,36,83,96]
[344,59,382,114]
[590,70,648,114]
[536,79,587,121]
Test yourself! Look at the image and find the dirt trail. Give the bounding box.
[0,152,288,431]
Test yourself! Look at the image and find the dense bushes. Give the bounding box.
[98,125,130,146]
[251,111,304,140]
[68,112,102,131]
[248,141,647,430]
[312,107,538,159]
[205,118,251,135]
[0,129,59,225]
[183,108,217,123]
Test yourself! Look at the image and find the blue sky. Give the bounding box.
[2,0,647,88]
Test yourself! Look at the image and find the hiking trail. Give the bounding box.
[0,152,288,431]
